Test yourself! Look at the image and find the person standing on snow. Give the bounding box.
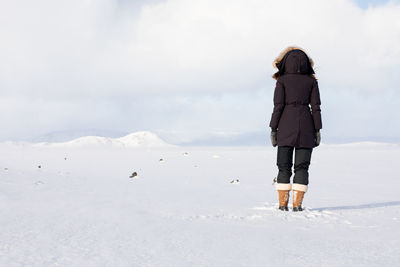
[269,46,322,212]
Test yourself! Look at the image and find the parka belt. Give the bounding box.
[285,102,308,106]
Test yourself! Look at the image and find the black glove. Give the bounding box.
[315,130,321,146]
[270,129,277,147]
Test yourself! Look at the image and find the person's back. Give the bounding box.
[269,47,322,211]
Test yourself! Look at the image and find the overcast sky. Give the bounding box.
[0,0,399,144]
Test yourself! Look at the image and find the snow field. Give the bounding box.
[0,143,399,266]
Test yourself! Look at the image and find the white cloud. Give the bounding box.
[0,0,399,142]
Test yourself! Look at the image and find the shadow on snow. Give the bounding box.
[311,201,400,212]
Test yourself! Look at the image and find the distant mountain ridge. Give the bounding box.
[27,131,171,147]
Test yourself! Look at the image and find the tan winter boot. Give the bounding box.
[275,183,291,211]
[292,184,308,212]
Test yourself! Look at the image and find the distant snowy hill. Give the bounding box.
[30,129,129,143]
[32,131,172,147]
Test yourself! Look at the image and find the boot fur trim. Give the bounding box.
[292,183,308,192]
[275,183,292,190]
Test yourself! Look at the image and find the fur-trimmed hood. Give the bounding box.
[272,46,315,80]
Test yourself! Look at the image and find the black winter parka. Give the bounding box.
[269,49,322,148]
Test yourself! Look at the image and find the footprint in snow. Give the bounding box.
[251,203,344,222]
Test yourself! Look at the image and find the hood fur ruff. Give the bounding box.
[272,46,315,80]
[272,46,314,69]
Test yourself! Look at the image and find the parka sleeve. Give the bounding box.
[269,78,285,129]
[310,79,322,130]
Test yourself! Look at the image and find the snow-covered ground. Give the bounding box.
[0,141,399,266]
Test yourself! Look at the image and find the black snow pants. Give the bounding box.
[277,146,312,185]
